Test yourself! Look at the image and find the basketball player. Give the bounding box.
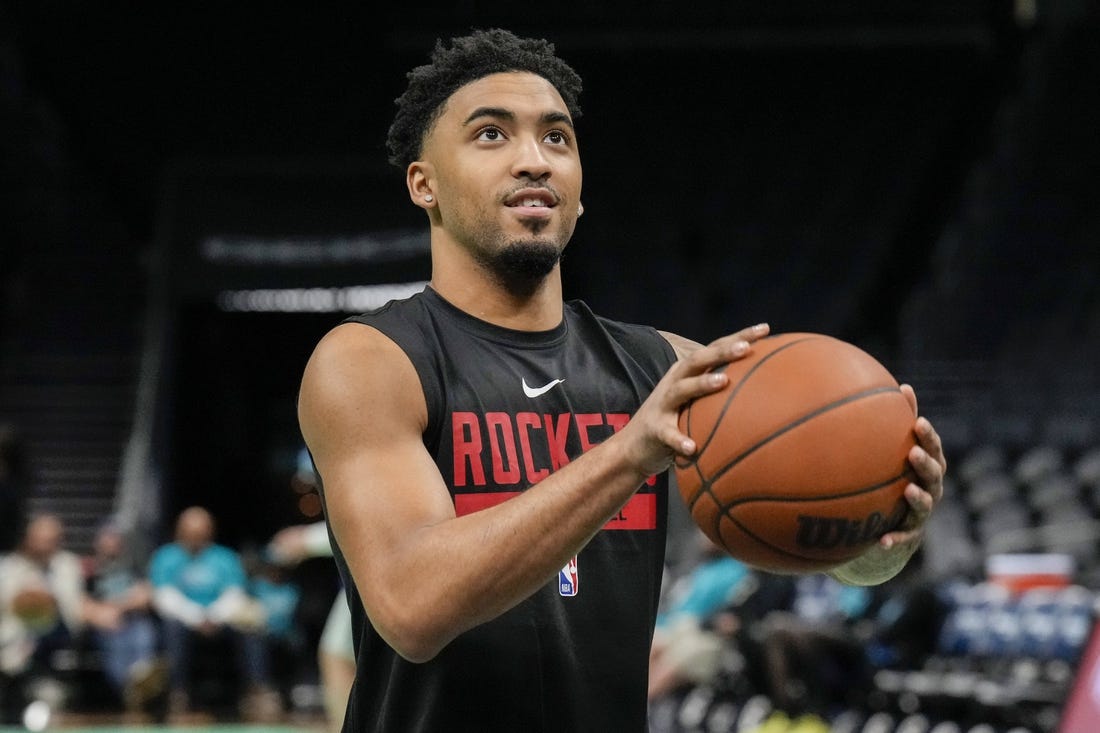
[267,520,354,732]
[296,28,946,732]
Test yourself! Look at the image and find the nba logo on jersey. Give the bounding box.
[559,556,579,597]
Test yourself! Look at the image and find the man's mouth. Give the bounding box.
[505,188,558,209]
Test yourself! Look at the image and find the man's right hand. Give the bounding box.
[623,323,770,478]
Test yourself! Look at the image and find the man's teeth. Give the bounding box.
[522,199,546,207]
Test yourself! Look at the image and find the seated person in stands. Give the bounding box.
[148,506,280,722]
[84,520,165,712]
[647,534,755,701]
[754,572,876,717]
[752,552,944,719]
[267,518,356,733]
[0,514,104,722]
[244,548,306,709]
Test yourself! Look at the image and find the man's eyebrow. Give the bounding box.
[463,107,515,126]
[463,107,574,129]
[541,111,574,129]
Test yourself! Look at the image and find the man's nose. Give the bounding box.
[511,136,551,180]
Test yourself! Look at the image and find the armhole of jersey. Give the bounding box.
[601,317,678,377]
[651,327,677,370]
[573,300,677,377]
[401,342,445,455]
[345,316,446,457]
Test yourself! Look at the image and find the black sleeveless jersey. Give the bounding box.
[325,286,677,733]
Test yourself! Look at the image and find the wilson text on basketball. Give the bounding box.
[794,502,908,550]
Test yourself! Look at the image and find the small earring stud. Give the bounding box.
[424,194,434,203]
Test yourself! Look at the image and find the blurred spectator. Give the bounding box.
[148,506,280,722]
[754,573,876,718]
[862,569,948,672]
[84,520,165,713]
[0,514,87,722]
[244,548,306,710]
[747,551,947,721]
[647,535,754,701]
[267,520,354,733]
[0,423,27,553]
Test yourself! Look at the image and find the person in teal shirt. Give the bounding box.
[148,506,280,722]
[648,535,754,700]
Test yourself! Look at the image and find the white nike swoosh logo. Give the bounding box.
[522,377,565,398]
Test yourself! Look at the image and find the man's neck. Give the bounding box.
[429,256,565,332]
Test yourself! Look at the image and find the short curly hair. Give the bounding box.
[385,28,583,170]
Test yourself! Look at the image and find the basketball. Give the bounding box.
[674,332,917,574]
[11,588,59,631]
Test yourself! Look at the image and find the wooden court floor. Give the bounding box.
[0,709,328,732]
[0,727,324,733]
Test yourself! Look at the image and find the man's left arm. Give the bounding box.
[206,550,253,627]
[53,552,90,631]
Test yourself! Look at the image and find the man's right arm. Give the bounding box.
[148,550,206,627]
[299,322,765,663]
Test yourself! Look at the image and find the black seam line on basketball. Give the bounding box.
[693,336,817,460]
[716,469,910,513]
[679,468,726,541]
[683,335,821,509]
[686,464,708,514]
[706,384,904,491]
[696,476,735,543]
[683,470,725,526]
[709,482,727,545]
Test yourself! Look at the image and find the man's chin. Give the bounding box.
[482,241,562,296]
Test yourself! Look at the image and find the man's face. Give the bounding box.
[176,509,214,555]
[418,71,583,291]
[95,529,123,559]
[24,516,62,564]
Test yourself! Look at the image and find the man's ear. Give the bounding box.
[407,162,436,209]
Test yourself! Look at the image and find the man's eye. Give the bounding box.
[545,131,568,145]
[477,128,504,142]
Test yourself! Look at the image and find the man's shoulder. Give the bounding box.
[342,288,428,327]
[300,319,424,415]
[205,543,242,562]
[150,543,181,561]
[52,549,83,570]
[0,552,31,576]
[310,318,412,368]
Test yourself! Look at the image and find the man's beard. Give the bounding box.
[474,239,563,297]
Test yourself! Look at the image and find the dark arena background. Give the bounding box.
[1,2,1099,732]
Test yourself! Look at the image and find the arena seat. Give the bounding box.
[957,444,1008,485]
[966,472,1018,513]
[1074,447,1100,488]
[1015,446,1065,487]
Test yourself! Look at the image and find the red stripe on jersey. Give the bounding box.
[454,492,657,530]
[454,491,522,516]
[603,493,657,530]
